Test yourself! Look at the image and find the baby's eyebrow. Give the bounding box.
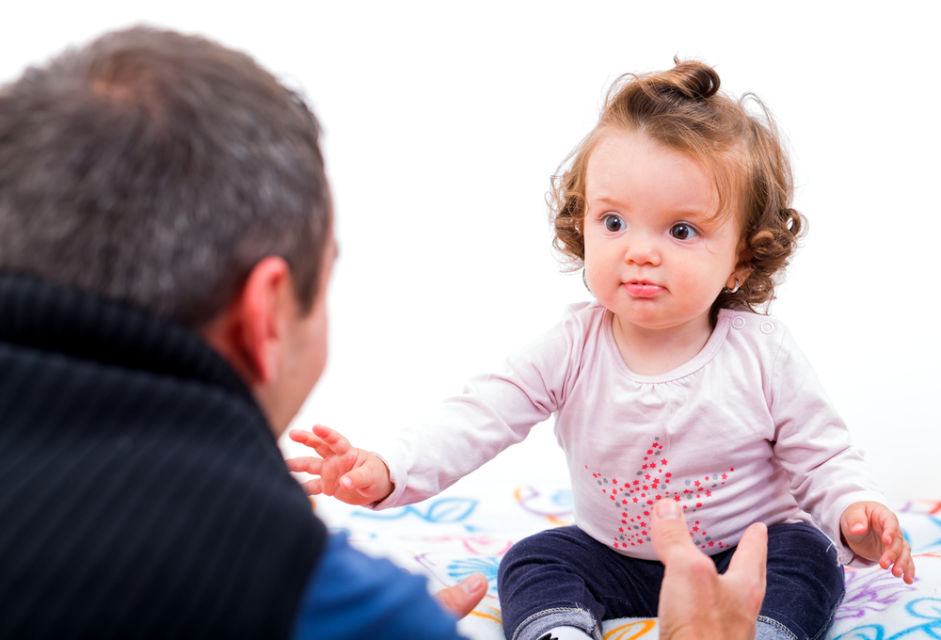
[587,195,626,210]
[586,194,725,225]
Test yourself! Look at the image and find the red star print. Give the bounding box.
[587,438,735,550]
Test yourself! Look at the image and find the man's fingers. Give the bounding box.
[434,573,487,618]
[650,500,694,562]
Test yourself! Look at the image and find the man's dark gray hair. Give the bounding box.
[0,26,330,327]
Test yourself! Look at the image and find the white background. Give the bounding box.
[3,1,939,502]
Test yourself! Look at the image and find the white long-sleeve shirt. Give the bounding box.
[377,302,884,564]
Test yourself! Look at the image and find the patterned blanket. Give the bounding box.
[314,482,941,639]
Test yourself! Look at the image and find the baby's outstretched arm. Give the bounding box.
[840,501,915,584]
[286,425,393,506]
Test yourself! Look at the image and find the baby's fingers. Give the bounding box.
[288,428,334,459]
[340,466,384,499]
[285,456,323,475]
[840,502,871,541]
[311,424,355,457]
[299,477,323,496]
[879,522,915,584]
[882,540,915,584]
[288,428,314,445]
[900,550,916,585]
[289,424,356,460]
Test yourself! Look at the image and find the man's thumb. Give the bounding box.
[434,573,487,618]
[650,499,693,562]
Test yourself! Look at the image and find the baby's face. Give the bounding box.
[581,128,743,338]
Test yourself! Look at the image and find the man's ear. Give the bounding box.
[202,256,293,385]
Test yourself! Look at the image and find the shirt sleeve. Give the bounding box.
[291,533,467,640]
[375,306,586,508]
[768,325,887,565]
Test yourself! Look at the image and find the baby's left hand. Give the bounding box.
[840,501,915,584]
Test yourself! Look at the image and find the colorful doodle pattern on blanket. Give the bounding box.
[319,490,941,639]
[825,501,941,640]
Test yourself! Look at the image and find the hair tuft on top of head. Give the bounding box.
[634,58,721,107]
[670,58,721,100]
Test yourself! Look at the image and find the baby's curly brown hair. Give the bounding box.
[551,59,804,312]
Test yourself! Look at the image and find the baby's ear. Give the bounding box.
[733,242,754,284]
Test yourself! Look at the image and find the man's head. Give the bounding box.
[0,27,335,433]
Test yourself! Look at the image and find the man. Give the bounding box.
[0,26,481,638]
[0,26,765,639]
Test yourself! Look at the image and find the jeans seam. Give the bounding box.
[510,606,600,640]
[757,615,799,639]
[759,592,843,640]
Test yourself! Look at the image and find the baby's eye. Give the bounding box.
[669,223,699,240]
[603,214,625,233]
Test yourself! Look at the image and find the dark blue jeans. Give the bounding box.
[497,522,844,640]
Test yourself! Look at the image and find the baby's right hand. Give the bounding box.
[286,425,393,506]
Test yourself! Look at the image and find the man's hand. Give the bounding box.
[434,573,488,618]
[650,500,767,640]
[286,425,393,506]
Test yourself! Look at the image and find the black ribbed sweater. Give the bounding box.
[0,275,326,638]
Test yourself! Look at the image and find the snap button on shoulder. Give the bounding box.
[760,320,775,334]
[731,316,746,330]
